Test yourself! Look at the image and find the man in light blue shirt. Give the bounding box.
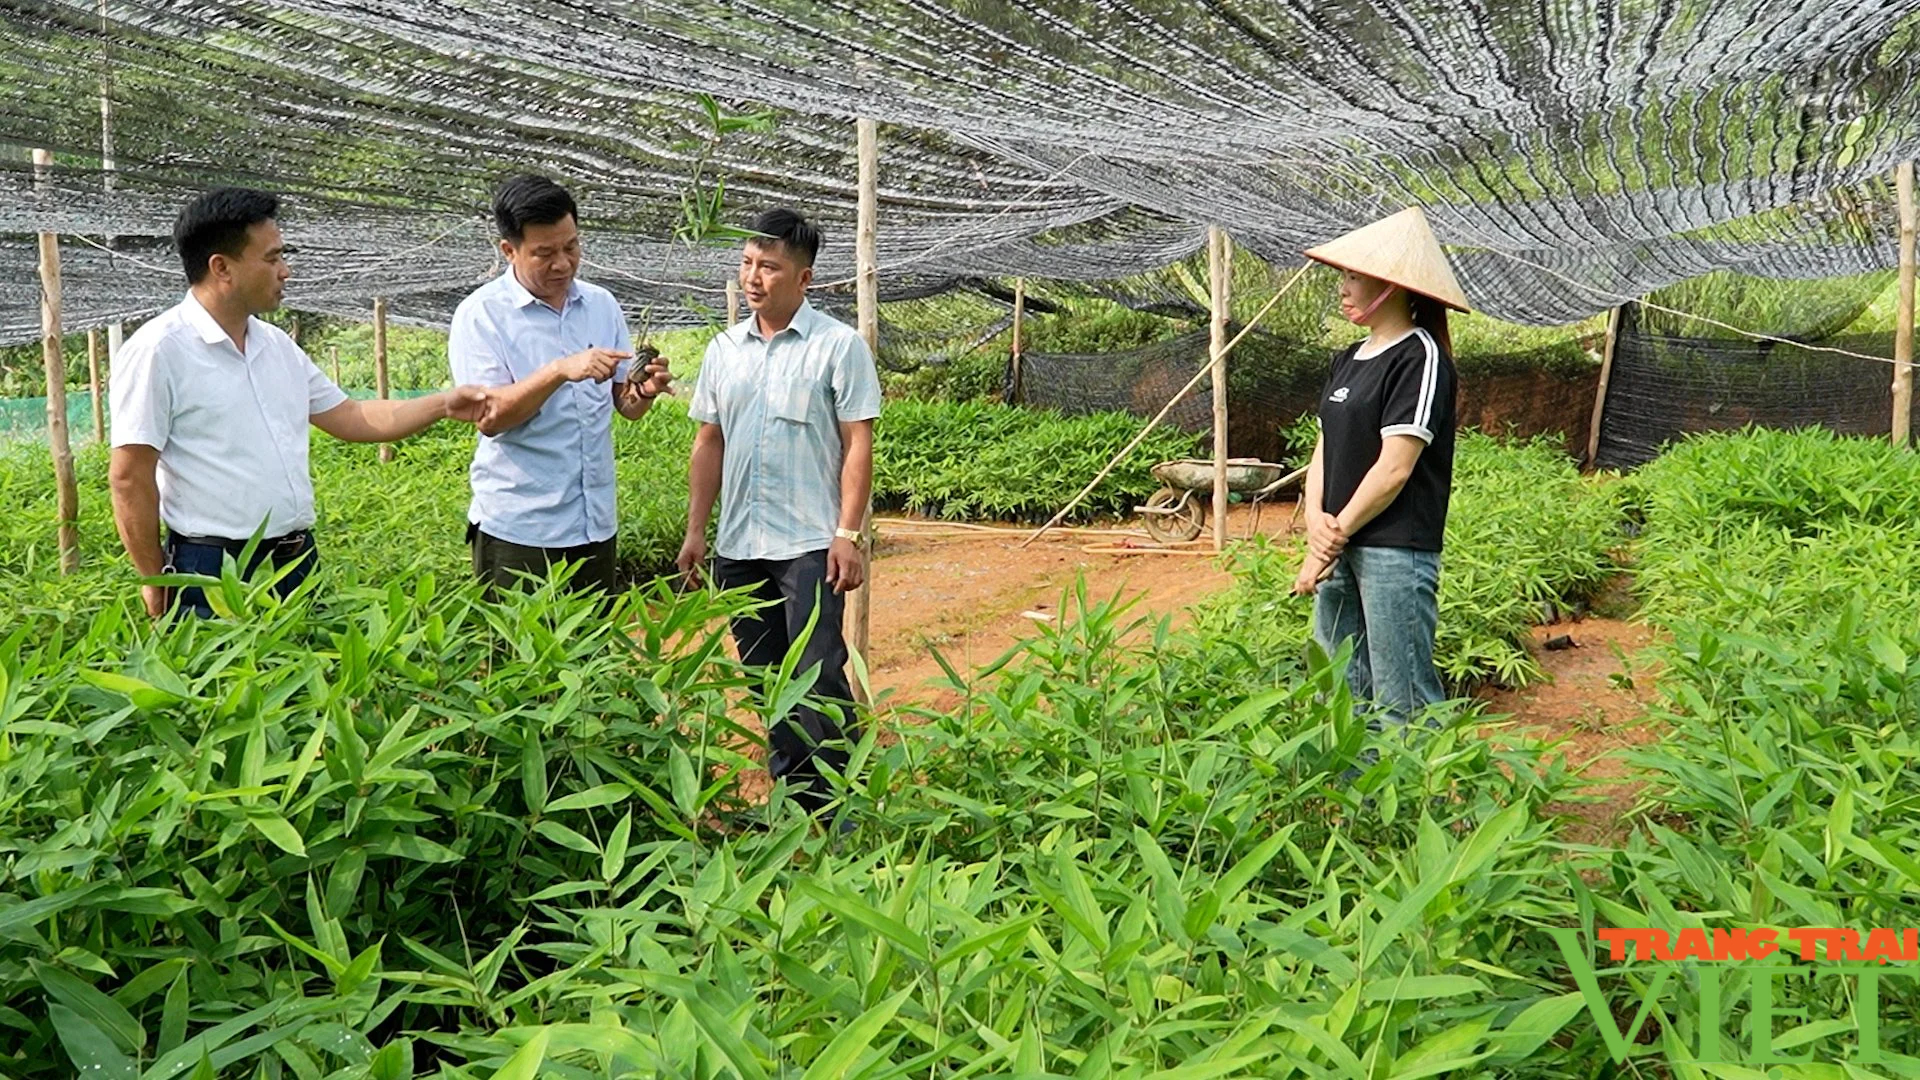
[450,174,671,594]
[678,208,882,818]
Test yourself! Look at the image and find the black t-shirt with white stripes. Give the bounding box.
[1317,327,1457,552]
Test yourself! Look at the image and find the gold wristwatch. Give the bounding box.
[835,527,865,545]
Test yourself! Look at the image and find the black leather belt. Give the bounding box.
[167,530,314,555]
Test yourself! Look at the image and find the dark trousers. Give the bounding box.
[714,550,858,813]
[164,531,317,617]
[469,525,618,595]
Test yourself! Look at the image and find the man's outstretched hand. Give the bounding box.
[443,385,491,424]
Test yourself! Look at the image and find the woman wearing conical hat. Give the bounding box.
[1289,207,1469,727]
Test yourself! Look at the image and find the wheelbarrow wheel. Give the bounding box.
[1143,487,1205,543]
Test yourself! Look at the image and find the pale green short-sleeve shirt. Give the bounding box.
[689,301,882,561]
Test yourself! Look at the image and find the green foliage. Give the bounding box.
[1022,296,1186,354]
[0,556,1612,1077]
[0,572,787,1078]
[0,333,98,398]
[653,324,722,384]
[1639,269,1896,340]
[1278,411,1320,471]
[872,400,1203,522]
[1631,425,1920,545]
[1446,311,1603,377]
[1567,426,1920,1066]
[304,324,452,393]
[674,94,779,246]
[1437,435,1624,686]
[894,347,1006,403]
[24,406,1920,1072]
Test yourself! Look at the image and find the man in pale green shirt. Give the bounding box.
[679,208,882,818]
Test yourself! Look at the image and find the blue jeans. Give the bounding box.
[1312,545,1444,727]
[164,532,317,617]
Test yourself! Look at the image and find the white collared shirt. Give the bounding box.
[448,272,634,548]
[689,301,882,561]
[109,292,348,540]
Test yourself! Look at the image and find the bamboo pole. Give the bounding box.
[725,279,740,326]
[87,328,104,441]
[374,297,393,463]
[1208,227,1231,552]
[35,149,79,574]
[1010,277,1026,403]
[330,344,341,386]
[1895,161,1916,448]
[848,117,878,700]
[1586,305,1624,468]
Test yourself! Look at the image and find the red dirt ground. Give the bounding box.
[864,503,1298,710]
[1477,609,1665,846]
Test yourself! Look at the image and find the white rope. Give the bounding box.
[578,258,731,297]
[66,233,176,277]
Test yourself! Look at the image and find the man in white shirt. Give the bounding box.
[109,187,491,618]
[678,208,883,817]
[449,174,672,595]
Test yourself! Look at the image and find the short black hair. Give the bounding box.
[745,208,822,268]
[175,187,279,284]
[493,174,578,243]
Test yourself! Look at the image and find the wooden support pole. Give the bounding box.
[87,328,104,442]
[1208,226,1231,552]
[1586,305,1624,468]
[35,149,79,574]
[1895,161,1916,448]
[848,116,879,701]
[725,279,740,326]
[330,345,341,386]
[1010,277,1026,403]
[374,297,393,463]
[101,0,123,372]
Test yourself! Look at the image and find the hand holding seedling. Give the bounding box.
[618,345,673,411]
[1291,551,1338,596]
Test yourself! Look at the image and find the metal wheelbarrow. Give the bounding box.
[1134,458,1305,543]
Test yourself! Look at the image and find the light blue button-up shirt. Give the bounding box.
[448,271,634,548]
[690,301,882,561]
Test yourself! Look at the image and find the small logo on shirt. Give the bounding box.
[1329,387,1350,403]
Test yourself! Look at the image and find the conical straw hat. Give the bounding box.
[1304,206,1472,313]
